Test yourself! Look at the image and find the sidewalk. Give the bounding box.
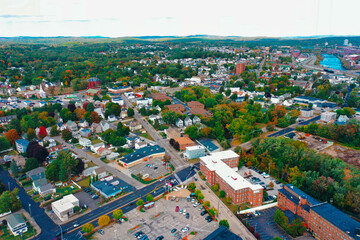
[195,174,256,240]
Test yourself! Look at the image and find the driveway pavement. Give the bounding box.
[74,191,101,210]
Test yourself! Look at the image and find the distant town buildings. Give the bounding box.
[235,62,246,75]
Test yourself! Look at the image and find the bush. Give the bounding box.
[219,190,226,198]
[219,219,229,229]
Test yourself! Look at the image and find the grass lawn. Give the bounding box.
[88,152,100,158]
[188,158,200,164]
[140,132,154,141]
[213,189,240,214]
[77,176,91,188]
[32,194,43,203]
[75,144,82,149]
[86,161,97,168]
[91,139,103,145]
[56,185,78,196]
[0,222,37,240]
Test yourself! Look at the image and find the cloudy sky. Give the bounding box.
[0,0,359,37]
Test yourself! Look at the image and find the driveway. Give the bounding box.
[74,191,101,210]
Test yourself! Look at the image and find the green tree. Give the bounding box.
[226,196,232,204]
[10,160,18,174]
[219,190,226,198]
[188,182,196,191]
[27,128,36,141]
[25,157,39,172]
[288,218,306,237]
[219,219,230,229]
[230,93,238,101]
[50,125,60,136]
[203,201,210,207]
[209,207,218,216]
[225,89,231,96]
[194,189,201,197]
[198,193,204,200]
[205,98,217,109]
[162,111,178,125]
[136,199,144,206]
[0,188,22,213]
[274,209,289,227]
[146,194,154,202]
[0,137,11,152]
[127,107,134,117]
[212,183,219,192]
[113,209,123,220]
[61,129,72,142]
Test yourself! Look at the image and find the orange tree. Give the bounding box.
[5,129,19,145]
[98,215,110,226]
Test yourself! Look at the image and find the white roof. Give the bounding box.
[186,145,205,151]
[205,150,239,160]
[51,194,78,212]
[200,152,262,192]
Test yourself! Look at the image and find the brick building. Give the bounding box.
[187,101,204,109]
[174,137,195,151]
[190,107,213,118]
[152,92,172,102]
[278,184,360,240]
[87,77,101,88]
[235,62,246,75]
[200,151,263,206]
[167,104,186,113]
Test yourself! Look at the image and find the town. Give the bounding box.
[0,34,360,240]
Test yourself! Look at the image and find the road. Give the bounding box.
[54,136,143,190]
[122,95,188,170]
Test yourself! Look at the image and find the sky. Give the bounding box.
[0,0,359,37]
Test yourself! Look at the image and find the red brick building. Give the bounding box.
[235,62,246,75]
[174,137,195,151]
[200,151,263,206]
[190,107,213,118]
[87,77,101,88]
[278,184,360,240]
[167,104,186,113]
[187,101,204,109]
[152,92,172,102]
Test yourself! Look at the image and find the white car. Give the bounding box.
[183,209,187,215]
[191,198,195,203]
[181,227,189,232]
[73,223,79,228]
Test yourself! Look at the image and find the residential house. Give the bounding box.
[39,101,47,107]
[92,167,108,179]
[129,121,142,131]
[321,111,337,122]
[136,98,153,107]
[27,167,55,196]
[107,115,117,122]
[79,128,92,138]
[78,119,89,128]
[135,141,148,150]
[148,114,161,123]
[79,138,91,147]
[337,115,349,125]
[120,108,128,118]
[66,120,78,131]
[192,116,201,125]
[51,194,80,221]
[96,147,112,156]
[57,123,67,131]
[167,104,185,113]
[6,213,28,236]
[175,118,184,128]
[100,120,110,132]
[94,108,105,118]
[187,101,204,109]
[184,117,192,127]
[48,145,64,155]
[15,139,29,153]
[91,142,105,152]
[91,123,102,133]
[107,152,120,160]
[13,155,26,169]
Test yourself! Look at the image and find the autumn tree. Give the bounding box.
[27,128,36,141]
[26,141,49,164]
[98,215,110,226]
[61,129,72,142]
[113,209,123,220]
[82,223,94,233]
[188,182,196,191]
[203,201,210,207]
[38,126,48,138]
[219,219,230,229]
[75,108,86,120]
[5,129,19,145]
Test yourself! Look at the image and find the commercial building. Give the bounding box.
[118,145,165,168]
[174,137,196,151]
[152,92,172,102]
[190,107,213,118]
[204,225,242,240]
[91,178,123,198]
[300,109,314,118]
[6,213,28,236]
[184,145,206,160]
[167,104,186,113]
[235,62,246,75]
[278,184,360,240]
[87,77,101,88]
[321,111,337,122]
[200,151,263,206]
[51,194,79,221]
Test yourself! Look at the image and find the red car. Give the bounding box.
[175,206,179,212]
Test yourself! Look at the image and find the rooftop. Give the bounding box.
[175,137,195,145]
[51,194,78,212]
[204,225,243,240]
[186,145,206,151]
[91,179,122,197]
[285,184,320,206]
[6,213,26,228]
[121,145,165,164]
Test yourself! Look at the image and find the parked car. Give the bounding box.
[135,231,144,238]
[92,195,99,199]
[154,167,158,170]
[179,208,183,214]
[73,223,79,228]
[199,206,204,211]
[171,228,177,233]
[186,213,190,219]
[191,198,195,203]
[141,235,149,240]
[97,229,104,235]
[207,218,213,222]
[183,209,187,215]
[181,227,189,232]
[205,215,212,220]
[175,206,179,212]
[201,210,207,216]
[155,236,164,240]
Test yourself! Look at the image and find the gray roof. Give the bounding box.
[39,183,55,193]
[6,213,26,228]
[26,167,46,180]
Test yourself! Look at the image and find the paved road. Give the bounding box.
[54,136,143,190]
[122,95,188,169]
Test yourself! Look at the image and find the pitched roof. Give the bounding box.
[6,213,26,228]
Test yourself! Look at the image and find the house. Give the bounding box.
[107,115,117,122]
[190,108,213,118]
[94,108,105,118]
[39,101,47,107]
[187,101,204,109]
[118,145,165,168]
[96,147,112,156]
[48,145,64,155]
[27,167,55,196]
[129,120,142,131]
[174,137,196,151]
[51,194,80,221]
[321,111,337,122]
[107,152,120,160]
[79,138,91,147]
[78,119,89,128]
[91,123,102,133]
[337,115,349,125]
[57,123,67,131]
[192,116,201,125]
[108,86,133,94]
[6,213,28,236]
[79,128,91,137]
[100,120,110,132]
[148,114,161,123]
[91,142,105,152]
[66,120,78,131]
[13,155,26,169]
[120,108,128,118]
[175,118,184,128]
[15,139,29,153]
[112,97,124,105]
[151,92,172,102]
[135,141,148,150]
[85,88,101,97]
[300,109,314,118]
[26,167,46,181]
[92,167,108,179]
[136,98,153,107]
[184,117,192,127]
[204,226,242,240]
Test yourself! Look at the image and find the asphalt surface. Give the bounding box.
[0,164,197,240]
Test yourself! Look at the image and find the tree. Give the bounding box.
[226,196,232,204]
[89,111,100,124]
[212,183,219,192]
[188,182,196,191]
[146,194,154,202]
[50,125,60,136]
[82,223,94,233]
[230,93,238,101]
[225,89,231,96]
[5,129,19,145]
[127,107,134,117]
[274,209,289,227]
[136,199,144,206]
[45,163,59,182]
[0,137,11,152]
[185,125,201,139]
[198,193,204,200]
[205,98,217,109]
[209,207,218,216]
[98,215,110,226]
[38,126,48,138]
[73,205,81,213]
[269,181,274,188]
[27,128,36,141]
[0,188,22,214]
[86,103,94,112]
[61,129,72,142]
[26,141,49,164]
[68,103,76,112]
[194,189,201,197]
[162,111,178,125]
[219,190,226,198]
[72,159,85,175]
[25,157,39,172]
[219,219,230,229]
[288,218,306,237]
[10,160,18,174]
[203,201,210,207]
[113,209,123,220]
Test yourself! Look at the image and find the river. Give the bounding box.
[320,54,345,71]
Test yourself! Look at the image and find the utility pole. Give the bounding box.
[29,203,32,216]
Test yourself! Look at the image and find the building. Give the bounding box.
[85,88,101,97]
[96,147,112,156]
[278,184,360,240]
[184,117,192,127]
[204,225,242,240]
[187,101,204,109]
[51,194,79,221]
[66,120,78,131]
[321,111,337,122]
[235,62,246,75]
[184,145,206,160]
[200,151,263,206]
[79,128,91,137]
[92,166,108,179]
[79,138,91,147]
[167,104,186,113]
[91,178,123,198]
[118,145,165,168]
[337,115,349,125]
[174,137,196,151]
[128,120,142,131]
[15,139,29,153]
[190,107,213,118]
[87,77,101,88]
[192,116,201,125]
[112,97,124,105]
[175,118,184,128]
[108,86,133,94]
[300,109,314,118]
[6,213,28,236]
[152,92,172,102]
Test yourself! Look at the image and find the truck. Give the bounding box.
[144,202,155,209]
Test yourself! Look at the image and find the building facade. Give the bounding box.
[51,194,79,221]
[236,62,246,75]
[200,151,263,206]
[185,145,206,160]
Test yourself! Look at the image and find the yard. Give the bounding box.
[91,139,103,145]
[56,185,79,196]
[140,132,154,141]
[76,176,91,188]
[0,221,37,240]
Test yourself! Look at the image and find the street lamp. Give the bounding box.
[58,224,63,240]
[28,203,31,216]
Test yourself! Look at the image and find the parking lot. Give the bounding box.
[237,166,282,197]
[74,191,101,210]
[129,158,171,180]
[92,197,218,240]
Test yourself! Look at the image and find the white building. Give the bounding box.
[6,213,28,236]
[300,109,314,118]
[321,111,337,122]
[79,138,91,147]
[51,194,79,221]
[175,118,183,128]
[184,145,206,160]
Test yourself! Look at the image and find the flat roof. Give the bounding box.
[51,194,78,212]
[200,152,262,191]
[91,179,122,197]
[121,145,165,164]
[186,145,205,151]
